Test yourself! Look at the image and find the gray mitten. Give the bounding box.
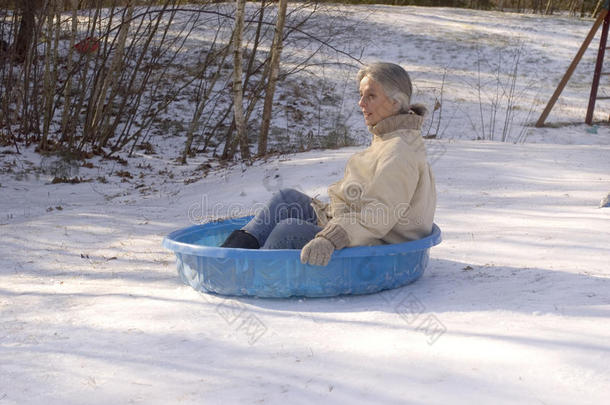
[300,236,335,266]
[300,224,350,267]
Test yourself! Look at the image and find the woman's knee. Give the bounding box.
[275,188,308,203]
[270,189,313,220]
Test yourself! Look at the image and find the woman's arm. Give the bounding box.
[328,151,420,247]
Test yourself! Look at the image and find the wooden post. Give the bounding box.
[586,11,610,124]
[535,8,609,127]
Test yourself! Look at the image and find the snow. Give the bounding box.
[1,5,610,405]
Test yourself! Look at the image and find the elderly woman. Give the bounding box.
[221,62,437,266]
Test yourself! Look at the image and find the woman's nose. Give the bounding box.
[358,97,365,107]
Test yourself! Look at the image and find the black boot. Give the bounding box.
[220,229,260,249]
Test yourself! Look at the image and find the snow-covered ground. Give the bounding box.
[1,5,610,405]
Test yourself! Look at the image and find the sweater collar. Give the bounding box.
[369,113,424,138]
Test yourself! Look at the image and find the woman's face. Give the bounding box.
[358,76,398,126]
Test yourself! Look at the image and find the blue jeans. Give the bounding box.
[242,188,322,249]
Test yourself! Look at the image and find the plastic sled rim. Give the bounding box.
[162,215,442,259]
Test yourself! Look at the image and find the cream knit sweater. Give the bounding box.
[312,112,437,248]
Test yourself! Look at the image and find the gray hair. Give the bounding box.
[357,62,427,116]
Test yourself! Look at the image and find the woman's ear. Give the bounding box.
[392,98,401,113]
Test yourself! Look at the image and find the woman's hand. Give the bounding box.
[300,237,335,266]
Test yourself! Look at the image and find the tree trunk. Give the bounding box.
[221,1,265,161]
[14,0,38,63]
[182,39,232,164]
[94,1,134,151]
[592,0,604,17]
[40,2,60,151]
[258,0,288,157]
[232,0,250,161]
[61,0,79,144]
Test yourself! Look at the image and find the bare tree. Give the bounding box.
[40,0,60,151]
[592,0,605,16]
[14,0,39,63]
[181,29,233,164]
[232,0,250,161]
[1,0,360,160]
[257,0,287,157]
[90,0,134,151]
[60,0,79,144]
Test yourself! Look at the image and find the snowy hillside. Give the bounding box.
[1,5,610,405]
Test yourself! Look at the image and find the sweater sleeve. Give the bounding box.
[326,151,420,247]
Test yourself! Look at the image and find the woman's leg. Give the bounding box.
[242,188,317,247]
[262,218,322,249]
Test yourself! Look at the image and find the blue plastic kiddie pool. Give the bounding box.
[162,216,442,298]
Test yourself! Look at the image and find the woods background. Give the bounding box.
[0,0,605,164]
